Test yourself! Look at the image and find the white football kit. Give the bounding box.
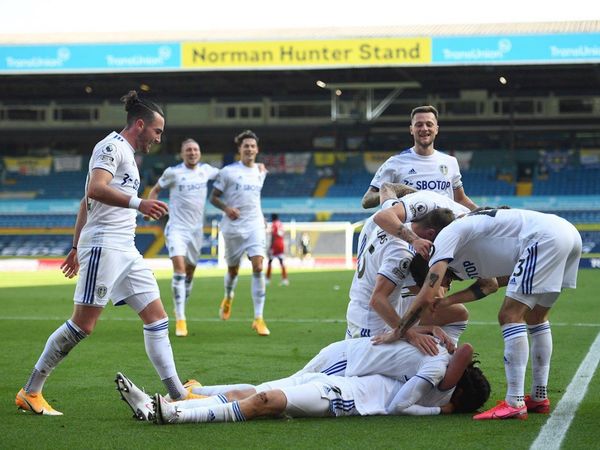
[74,131,159,311]
[397,190,470,222]
[213,161,267,266]
[158,162,220,264]
[263,337,454,417]
[296,336,451,387]
[430,208,582,308]
[346,224,415,338]
[370,147,463,200]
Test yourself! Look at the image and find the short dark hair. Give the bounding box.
[271,213,279,221]
[409,254,428,288]
[410,105,439,121]
[413,207,455,233]
[451,358,491,413]
[234,130,259,147]
[121,90,164,126]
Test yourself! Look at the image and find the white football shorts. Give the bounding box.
[165,226,203,265]
[506,219,582,308]
[256,372,356,418]
[222,227,266,267]
[74,246,160,313]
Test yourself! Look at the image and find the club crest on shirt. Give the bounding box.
[96,285,108,298]
[102,143,116,155]
[439,164,448,175]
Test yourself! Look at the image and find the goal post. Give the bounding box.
[216,220,364,270]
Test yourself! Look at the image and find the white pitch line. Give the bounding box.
[530,331,600,450]
[0,316,599,327]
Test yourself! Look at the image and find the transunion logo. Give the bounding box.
[106,45,173,67]
[441,38,512,61]
[5,47,71,69]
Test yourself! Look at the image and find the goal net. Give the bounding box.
[216,221,361,269]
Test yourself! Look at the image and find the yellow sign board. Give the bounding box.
[182,38,431,69]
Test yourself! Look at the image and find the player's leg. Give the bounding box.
[115,253,192,401]
[17,304,99,416]
[278,256,289,285]
[170,255,187,336]
[220,234,243,320]
[266,255,273,283]
[155,388,289,424]
[135,297,190,401]
[249,254,269,336]
[183,230,203,304]
[184,263,196,303]
[17,246,114,415]
[525,301,555,413]
[474,296,530,420]
[293,340,348,376]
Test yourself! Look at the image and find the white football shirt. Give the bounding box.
[345,337,451,387]
[212,161,266,235]
[347,224,415,332]
[78,131,140,250]
[158,162,219,230]
[400,190,470,222]
[370,148,463,199]
[430,208,550,279]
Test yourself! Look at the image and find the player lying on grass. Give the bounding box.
[116,340,490,423]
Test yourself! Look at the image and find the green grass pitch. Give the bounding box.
[1,268,599,449]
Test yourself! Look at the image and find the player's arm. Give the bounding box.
[452,186,478,211]
[436,277,499,308]
[373,205,431,259]
[209,186,240,220]
[60,197,88,279]
[373,260,449,344]
[369,275,403,330]
[380,182,417,203]
[87,168,168,220]
[388,376,441,416]
[361,186,381,209]
[438,343,473,391]
[146,183,162,200]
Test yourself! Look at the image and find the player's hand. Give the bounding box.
[430,326,455,354]
[405,328,440,356]
[60,248,79,279]
[411,238,433,259]
[371,328,402,345]
[139,199,168,220]
[440,403,455,414]
[225,206,241,220]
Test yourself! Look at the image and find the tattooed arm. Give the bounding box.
[372,260,449,345]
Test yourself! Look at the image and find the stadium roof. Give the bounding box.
[1,20,599,44]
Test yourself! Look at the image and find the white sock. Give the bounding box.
[193,383,255,396]
[25,320,87,393]
[528,321,552,401]
[180,401,245,423]
[224,273,238,299]
[251,272,266,318]
[143,318,186,400]
[185,277,194,302]
[171,273,186,320]
[174,394,229,410]
[502,323,528,407]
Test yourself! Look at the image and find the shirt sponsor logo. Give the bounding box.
[415,180,451,190]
